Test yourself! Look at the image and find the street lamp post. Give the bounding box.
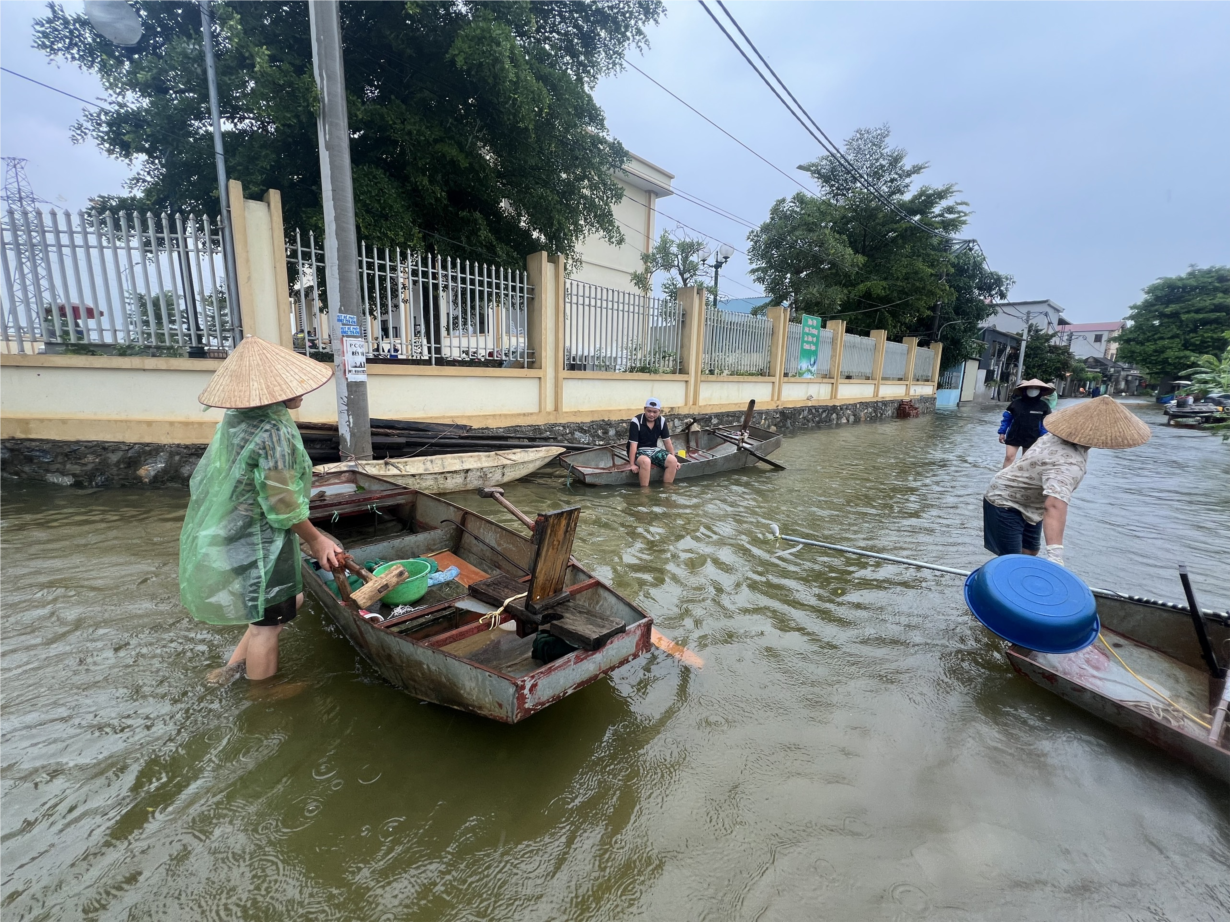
[701,243,736,309]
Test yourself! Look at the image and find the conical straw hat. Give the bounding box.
[1012,378,1055,394]
[1044,395,1151,449]
[199,335,334,408]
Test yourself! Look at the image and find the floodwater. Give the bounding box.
[2,401,1228,922]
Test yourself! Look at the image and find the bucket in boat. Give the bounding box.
[373,559,433,605]
[964,555,1098,654]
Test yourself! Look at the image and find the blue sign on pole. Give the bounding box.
[335,312,362,338]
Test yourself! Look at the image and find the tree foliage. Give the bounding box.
[1114,265,1230,381]
[33,0,663,264]
[1021,323,1076,383]
[748,125,1012,366]
[1180,333,1230,396]
[630,231,710,305]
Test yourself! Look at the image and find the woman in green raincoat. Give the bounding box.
[180,336,344,682]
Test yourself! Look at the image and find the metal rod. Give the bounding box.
[770,525,972,576]
[1178,565,1224,678]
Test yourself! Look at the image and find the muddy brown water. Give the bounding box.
[3,401,1228,921]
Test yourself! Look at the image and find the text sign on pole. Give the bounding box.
[342,337,367,382]
[798,315,822,378]
[335,312,362,339]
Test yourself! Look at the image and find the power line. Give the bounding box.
[622,59,814,195]
[0,66,108,110]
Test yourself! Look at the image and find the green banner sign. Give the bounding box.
[798,315,822,378]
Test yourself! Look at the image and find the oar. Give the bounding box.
[712,430,787,471]
[768,525,969,576]
[479,487,703,668]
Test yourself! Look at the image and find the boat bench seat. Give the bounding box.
[469,574,625,650]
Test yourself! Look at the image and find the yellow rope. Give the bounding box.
[480,592,528,631]
[1097,633,1211,730]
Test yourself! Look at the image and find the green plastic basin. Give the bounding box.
[372,559,433,605]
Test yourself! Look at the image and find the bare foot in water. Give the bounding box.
[206,662,245,686]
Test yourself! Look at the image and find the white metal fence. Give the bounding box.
[2,208,233,354]
[913,346,936,381]
[563,279,683,373]
[702,306,773,376]
[287,232,531,366]
[881,340,908,380]
[783,322,833,377]
[840,332,876,379]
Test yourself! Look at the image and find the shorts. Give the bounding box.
[251,538,300,627]
[636,447,671,469]
[982,498,1041,556]
[1005,433,1039,451]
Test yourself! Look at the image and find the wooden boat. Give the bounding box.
[308,469,417,517]
[300,490,653,722]
[558,425,783,486]
[313,445,564,494]
[1007,589,1230,781]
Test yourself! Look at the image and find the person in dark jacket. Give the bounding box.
[998,378,1055,467]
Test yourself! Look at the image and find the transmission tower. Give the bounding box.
[2,157,55,334]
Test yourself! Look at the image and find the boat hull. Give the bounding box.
[314,446,563,494]
[1006,591,1230,781]
[559,425,783,486]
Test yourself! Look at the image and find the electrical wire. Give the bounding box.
[0,66,108,109]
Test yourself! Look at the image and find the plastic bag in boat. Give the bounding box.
[179,404,312,625]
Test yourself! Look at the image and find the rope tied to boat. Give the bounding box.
[1097,633,1211,730]
[480,592,528,631]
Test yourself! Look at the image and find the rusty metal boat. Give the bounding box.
[558,424,782,486]
[1006,589,1230,781]
[301,487,653,722]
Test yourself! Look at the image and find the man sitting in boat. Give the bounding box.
[627,398,681,486]
[180,336,345,684]
[982,396,1150,567]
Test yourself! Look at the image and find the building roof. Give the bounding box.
[1057,321,1124,333]
[720,296,771,314]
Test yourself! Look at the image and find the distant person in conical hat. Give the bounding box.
[996,378,1055,468]
[983,396,1150,569]
[179,336,343,684]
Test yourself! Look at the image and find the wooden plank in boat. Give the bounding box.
[527,507,581,611]
[426,551,489,587]
[545,600,626,651]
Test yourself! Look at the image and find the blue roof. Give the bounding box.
[719,296,771,314]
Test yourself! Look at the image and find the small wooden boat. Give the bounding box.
[301,489,653,722]
[313,446,563,494]
[558,425,783,486]
[308,469,417,517]
[1007,589,1230,781]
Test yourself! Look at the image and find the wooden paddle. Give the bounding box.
[712,429,787,471]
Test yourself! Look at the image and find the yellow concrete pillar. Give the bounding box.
[767,305,789,404]
[525,251,558,413]
[228,180,294,349]
[678,286,706,409]
[929,341,944,386]
[552,254,566,412]
[227,179,258,341]
[825,318,846,387]
[903,336,918,387]
[869,328,887,397]
[263,189,294,350]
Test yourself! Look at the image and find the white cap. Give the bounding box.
[645,397,662,409]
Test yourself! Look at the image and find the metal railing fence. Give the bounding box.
[287,233,531,365]
[840,332,876,379]
[938,364,963,389]
[913,347,936,381]
[563,279,683,373]
[881,340,908,380]
[702,306,773,376]
[2,207,233,354]
[783,323,834,377]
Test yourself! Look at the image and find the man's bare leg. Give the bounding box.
[1001,444,1018,468]
[637,455,652,487]
[244,624,284,680]
[663,455,679,484]
[209,594,303,683]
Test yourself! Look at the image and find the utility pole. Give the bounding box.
[309,0,372,460]
[1013,310,1031,388]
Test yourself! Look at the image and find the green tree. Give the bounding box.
[1115,265,1230,380]
[630,231,709,304]
[1180,333,1230,396]
[34,0,663,264]
[1021,323,1076,383]
[747,125,1011,364]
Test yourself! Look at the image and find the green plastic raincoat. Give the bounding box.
[179,404,313,625]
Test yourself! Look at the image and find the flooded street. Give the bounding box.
[3,401,1228,921]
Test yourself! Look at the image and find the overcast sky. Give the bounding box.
[3,1,1228,323]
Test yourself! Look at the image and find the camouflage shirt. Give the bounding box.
[984,433,1089,524]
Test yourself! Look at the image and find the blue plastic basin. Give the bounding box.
[964,555,1099,654]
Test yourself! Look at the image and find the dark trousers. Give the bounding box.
[983,498,1041,555]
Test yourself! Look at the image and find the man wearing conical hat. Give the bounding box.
[180,336,343,683]
[983,396,1151,568]
[996,378,1055,468]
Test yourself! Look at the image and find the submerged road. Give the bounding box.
[2,400,1228,921]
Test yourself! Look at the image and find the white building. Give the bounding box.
[571,152,674,292]
[1056,321,1124,360]
[984,299,1069,336]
